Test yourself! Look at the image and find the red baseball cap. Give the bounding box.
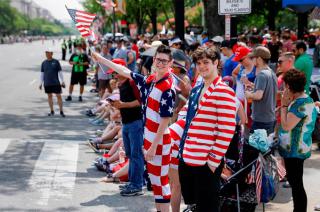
[232,46,251,62]
[107,58,126,74]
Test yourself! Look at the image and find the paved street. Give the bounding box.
[0,40,320,212]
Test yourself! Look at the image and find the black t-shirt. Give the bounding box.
[119,79,142,124]
[41,59,62,86]
[267,41,282,63]
[69,53,90,73]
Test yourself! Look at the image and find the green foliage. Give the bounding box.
[276,9,298,29]
[0,0,72,36]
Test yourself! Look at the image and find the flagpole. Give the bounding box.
[112,1,116,39]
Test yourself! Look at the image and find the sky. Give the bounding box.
[32,0,84,22]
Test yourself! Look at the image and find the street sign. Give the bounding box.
[218,0,251,15]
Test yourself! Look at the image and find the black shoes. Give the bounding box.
[60,111,66,117]
[48,111,55,116]
[79,96,83,102]
[48,111,65,117]
[65,96,72,101]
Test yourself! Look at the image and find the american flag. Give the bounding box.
[255,155,262,203]
[276,159,286,181]
[66,8,96,37]
[96,0,115,13]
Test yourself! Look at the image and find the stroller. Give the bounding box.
[219,127,280,212]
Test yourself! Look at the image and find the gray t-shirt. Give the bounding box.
[113,47,127,61]
[41,59,62,86]
[98,53,112,80]
[252,68,277,122]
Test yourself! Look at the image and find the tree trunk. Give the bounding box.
[202,0,224,37]
[174,0,185,40]
[267,0,276,30]
[150,7,157,35]
[297,12,308,39]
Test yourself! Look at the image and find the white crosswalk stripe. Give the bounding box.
[0,138,11,155]
[0,139,80,206]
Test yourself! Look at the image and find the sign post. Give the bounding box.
[225,15,231,40]
[219,0,251,39]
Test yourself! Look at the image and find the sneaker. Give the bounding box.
[89,118,98,123]
[95,129,104,136]
[65,96,72,101]
[60,111,66,117]
[120,187,143,197]
[282,181,291,188]
[86,110,96,117]
[91,120,105,126]
[119,183,130,191]
[183,204,197,212]
[48,111,54,116]
[79,96,83,102]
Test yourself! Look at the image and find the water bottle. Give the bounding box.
[119,146,125,163]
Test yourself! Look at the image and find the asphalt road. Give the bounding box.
[0,40,319,212]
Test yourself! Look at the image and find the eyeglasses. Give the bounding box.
[155,57,170,65]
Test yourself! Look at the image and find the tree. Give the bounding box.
[202,0,224,37]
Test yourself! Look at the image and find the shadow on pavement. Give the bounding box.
[0,141,44,196]
[80,193,154,212]
[0,207,79,212]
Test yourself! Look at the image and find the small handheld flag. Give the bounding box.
[66,6,96,38]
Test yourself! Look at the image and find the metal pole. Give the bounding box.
[112,1,116,39]
[236,183,240,212]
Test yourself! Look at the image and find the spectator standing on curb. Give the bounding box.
[107,59,144,197]
[92,45,176,212]
[61,39,67,61]
[220,40,238,77]
[267,31,282,72]
[293,41,314,95]
[177,47,236,212]
[65,44,90,102]
[245,46,277,134]
[278,69,317,212]
[97,43,113,98]
[39,48,65,117]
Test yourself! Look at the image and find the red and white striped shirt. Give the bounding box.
[171,76,237,168]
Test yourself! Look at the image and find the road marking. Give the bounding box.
[29,79,37,85]
[0,139,11,155]
[28,142,79,206]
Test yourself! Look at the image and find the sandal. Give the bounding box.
[88,141,99,153]
[100,173,120,183]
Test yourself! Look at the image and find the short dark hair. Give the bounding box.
[155,44,172,60]
[294,40,307,52]
[283,68,306,93]
[192,47,220,63]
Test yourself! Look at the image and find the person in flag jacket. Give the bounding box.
[92,45,175,212]
[170,47,237,212]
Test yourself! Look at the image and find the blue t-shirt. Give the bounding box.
[222,54,238,77]
[41,59,62,86]
[279,96,317,159]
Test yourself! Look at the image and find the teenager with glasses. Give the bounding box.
[92,45,175,212]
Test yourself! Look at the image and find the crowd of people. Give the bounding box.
[39,28,320,212]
